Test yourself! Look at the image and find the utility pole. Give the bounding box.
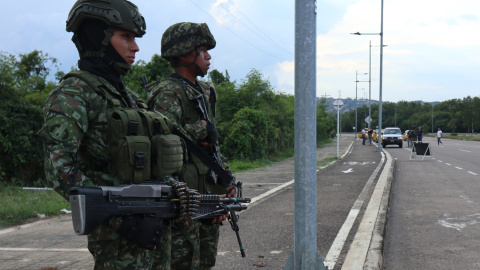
[285,0,326,269]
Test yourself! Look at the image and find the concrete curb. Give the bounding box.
[364,150,395,269]
[341,149,394,270]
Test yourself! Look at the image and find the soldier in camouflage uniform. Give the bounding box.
[38,1,171,269]
[148,22,236,269]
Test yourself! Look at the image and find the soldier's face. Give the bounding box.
[182,46,210,75]
[110,29,139,64]
[195,46,211,73]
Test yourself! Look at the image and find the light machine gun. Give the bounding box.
[69,183,250,255]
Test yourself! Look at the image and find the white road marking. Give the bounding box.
[455,167,463,170]
[437,160,443,163]
[324,153,386,269]
[445,163,451,166]
[468,171,478,175]
[342,168,354,174]
[460,195,475,204]
[438,213,480,231]
[343,161,376,166]
[342,152,392,269]
[459,149,471,153]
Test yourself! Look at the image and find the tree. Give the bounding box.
[15,50,58,92]
[317,98,336,141]
[209,69,229,85]
[220,107,273,160]
[0,51,56,185]
[123,54,173,99]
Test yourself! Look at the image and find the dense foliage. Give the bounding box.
[0,50,335,186]
[340,98,480,134]
[0,51,56,186]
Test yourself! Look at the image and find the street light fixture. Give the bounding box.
[350,0,384,152]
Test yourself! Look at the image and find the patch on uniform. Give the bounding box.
[45,116,76,141]
[71,111,81,121]
[63,87,81,95]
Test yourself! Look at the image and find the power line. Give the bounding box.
[217,2,293,56]
[188,0,289,61]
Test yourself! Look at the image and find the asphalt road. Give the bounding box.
[213,137,387,270]
[382,137,480,270]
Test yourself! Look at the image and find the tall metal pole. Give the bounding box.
[431,104,434,133]
[285,0,326,269]
[337,107,340,158]
[355,72,368,134]
[355,71,358,137]
[369,41,372,128]
[394,104,397,127]
[377,0,384,151]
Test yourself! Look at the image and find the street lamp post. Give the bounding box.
[333,100,344,159]
[350,0,385,151]
[355,71,368,137]
[431,103,434,133]
[394,103,397,127]
[369,41,372,128]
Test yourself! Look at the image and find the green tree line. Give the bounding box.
[340,98,480,134]
[0,50,335,186]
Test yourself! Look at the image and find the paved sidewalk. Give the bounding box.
[0,135,357,270]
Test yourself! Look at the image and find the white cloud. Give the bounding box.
[275,61,295,94]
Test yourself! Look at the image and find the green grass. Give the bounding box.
[228,148,295,173]
[318,157,339,169]
[228,139,333,173]
[0,184,70,228]
[444,134,480,141]
[425,133,480,141]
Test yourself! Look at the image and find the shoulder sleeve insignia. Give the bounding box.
[45,116,77,142]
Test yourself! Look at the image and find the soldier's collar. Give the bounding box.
[169,73,202,91]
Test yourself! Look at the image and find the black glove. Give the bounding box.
[205,121,218,146]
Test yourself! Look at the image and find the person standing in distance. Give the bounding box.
[417,126,423,142]
[437,127,443,145]
[368,127,373,145]
[148,22,236,269]
[38,1,172,268]
[362,127,366,145]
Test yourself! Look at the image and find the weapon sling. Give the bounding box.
[172,128,233,188]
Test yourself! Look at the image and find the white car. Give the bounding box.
[382,127,403,148]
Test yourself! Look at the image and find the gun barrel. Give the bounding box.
[219,197,251,204]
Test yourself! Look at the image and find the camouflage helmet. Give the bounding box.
[161,22,216,59]
[66,0,146,37]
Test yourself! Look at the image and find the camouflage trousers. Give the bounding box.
[87,216,172,270]
[170,220,220,270]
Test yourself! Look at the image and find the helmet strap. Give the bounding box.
[177,48,206,77]
[76,27,130,75]
[77,27,114,59]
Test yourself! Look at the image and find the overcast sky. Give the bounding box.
[1,0,479,102]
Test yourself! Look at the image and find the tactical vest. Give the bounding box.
[63,71,184,184]
[159,77,214,175]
